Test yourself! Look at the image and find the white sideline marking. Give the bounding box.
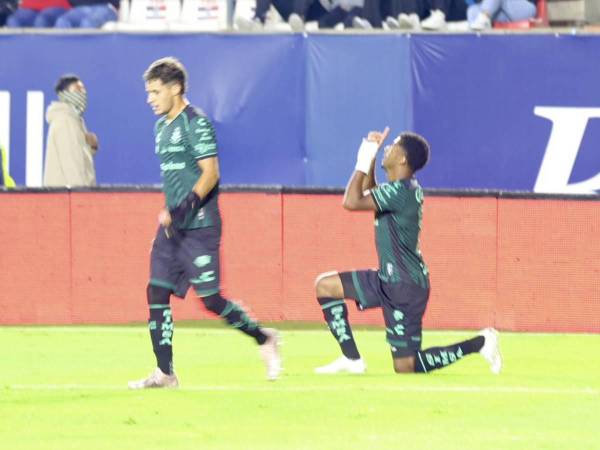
[1,327,233,335]
[7,384,599,396]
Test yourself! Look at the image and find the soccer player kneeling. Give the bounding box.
[314,128,502,375]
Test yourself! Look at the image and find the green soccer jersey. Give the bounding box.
[154,105,221,229]
[370,178,429,289]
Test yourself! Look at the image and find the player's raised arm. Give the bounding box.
[343,127,389,211]
[362,127,390,191]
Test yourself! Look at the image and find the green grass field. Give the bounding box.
[1,323,599,450]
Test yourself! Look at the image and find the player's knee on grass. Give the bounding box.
[147,284,171,305]
[315,272,344,299]
[392,355,416,374]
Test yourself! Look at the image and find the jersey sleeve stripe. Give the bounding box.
[195,153,218,160]
[370,189,384,213]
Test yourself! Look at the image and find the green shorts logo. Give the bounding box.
[190,271,216,284]
[194,255,212,268]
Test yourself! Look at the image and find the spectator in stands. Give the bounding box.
[44,74,98,187]
[54,0,117,28]
[385,0,425,30]
[309,0,368,30]
[420,0,468,30]
[236,0,367,31]
[0,0,17,25]
[237,0,330,31]
[308,0,368,30]
[5,0,69,27]
[467,0,536,30]
[354,0,426,29]
[346,0,380,29]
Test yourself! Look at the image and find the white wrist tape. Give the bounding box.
[355,139,378,174]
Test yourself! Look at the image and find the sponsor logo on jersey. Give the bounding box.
[195,143,217,152]
[165,145,185,153]
[170,127,182,145]
[160,161,186,171]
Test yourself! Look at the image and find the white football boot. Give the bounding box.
[259,328,282,381]
[315,356,367,374]
[479,327,503,374]
[128,367,179,389]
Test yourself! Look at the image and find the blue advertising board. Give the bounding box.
[410,34,600,193]
[0,32,598,192]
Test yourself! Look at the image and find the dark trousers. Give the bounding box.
[426,0,468,20]
[367,0,430,26]
[318,6,364,28]
[385,0,427,18]
[0,0,17,26]
[358,0,380,26]
[255,0,327,22]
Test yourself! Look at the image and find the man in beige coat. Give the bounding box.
[43,74,98,187]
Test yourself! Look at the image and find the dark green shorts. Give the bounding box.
[340,270,429,357]
[149,225,221,298]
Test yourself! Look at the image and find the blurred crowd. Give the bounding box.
[0,0,540,32]
[237,0,538,32]
[0,0,118,28]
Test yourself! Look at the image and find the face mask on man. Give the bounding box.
[58,90,87,115]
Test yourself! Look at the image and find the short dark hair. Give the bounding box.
[397,132,430,172]
[55,74,81,94]
[143,57,187,95]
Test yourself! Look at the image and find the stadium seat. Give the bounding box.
[493,0,548,29]
[170,0,227,30]
[119,0,182,30]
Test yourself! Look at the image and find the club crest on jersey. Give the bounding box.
[170,127,182,145]
[387,263,394,277]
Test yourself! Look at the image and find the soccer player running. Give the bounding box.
[129,57,281,389]
[313,128,502,375]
